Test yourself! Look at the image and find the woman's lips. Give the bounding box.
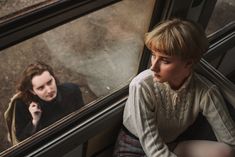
[153,73,160,78]
[47,92,56,98]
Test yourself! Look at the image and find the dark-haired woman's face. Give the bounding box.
[31,71,57,102]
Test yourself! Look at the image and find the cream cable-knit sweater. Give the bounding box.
[123,69,235,157]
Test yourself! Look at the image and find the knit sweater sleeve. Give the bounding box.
[200,85,235,147]
[124,79,177,157]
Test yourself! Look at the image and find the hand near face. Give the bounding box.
[28,102,42,126]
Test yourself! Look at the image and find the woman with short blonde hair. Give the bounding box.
[113,19,235,157]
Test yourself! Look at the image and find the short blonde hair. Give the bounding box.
[145,18,208,63]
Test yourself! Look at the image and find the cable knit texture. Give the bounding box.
[123,69,235,157]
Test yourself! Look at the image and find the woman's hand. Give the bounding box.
[28,102,42,127]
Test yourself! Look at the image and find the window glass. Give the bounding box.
[206,0,235,35]
[0,0,58,23]
[217,47,235,82]
[204,0,235,83]
[0,0,156,153]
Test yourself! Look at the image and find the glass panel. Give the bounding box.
[204,45,235,83]
[217,47,235,80]
[206,0,235,35]
[0,0,58,23]
[0,0,156,154]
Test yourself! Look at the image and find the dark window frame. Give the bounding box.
[0,0,121,51]
[0,0,169,156]
[0,0,224,156]
[205,21,235,68]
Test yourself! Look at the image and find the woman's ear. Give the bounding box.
[184,59,194,69]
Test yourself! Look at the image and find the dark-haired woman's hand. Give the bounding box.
[28,102,42,127]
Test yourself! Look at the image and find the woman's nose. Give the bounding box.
[150,58,160,72]
[45,85,52,92]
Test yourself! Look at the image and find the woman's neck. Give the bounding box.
[169,71,192,90]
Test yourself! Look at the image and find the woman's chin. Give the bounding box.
[45,94,56,102]
[153,76,163,83]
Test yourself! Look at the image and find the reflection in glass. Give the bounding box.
[5,61,84,145]
[206,0,235,35]
[0,0,155,153]
[217,47,235,79]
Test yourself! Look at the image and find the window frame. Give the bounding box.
[0,0,169,156]
[0,0,121,51]
[204,21,235,70]
[1,0,221,156]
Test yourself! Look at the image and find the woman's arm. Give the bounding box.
[200,85,235,147]
[14,100,41,141]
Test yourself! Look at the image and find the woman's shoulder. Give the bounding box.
[130,69,153,87]
[14,97,25,104]
[193,72,218,91]
[13,98,28,112]
[59,83,80,90]
[58,83,82,96]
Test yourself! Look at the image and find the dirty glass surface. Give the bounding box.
[206,0,235,35]
[205,0,235,81]
[0,0,59,23]
[0,0,156,153]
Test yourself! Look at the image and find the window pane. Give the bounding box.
[0,0,156,153]
[217,47,235,82]
[206,0,235,35]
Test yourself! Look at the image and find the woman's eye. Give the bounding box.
[47,79,52,85]
[161,59,170,64]
[37,86,44,91]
